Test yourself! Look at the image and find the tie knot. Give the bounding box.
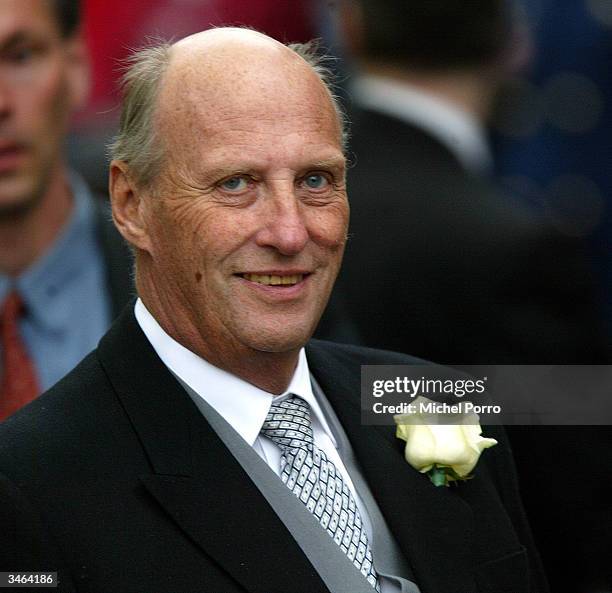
[261,395,314,452]
[1,291,24,326]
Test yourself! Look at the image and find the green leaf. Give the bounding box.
[429,466,448,487]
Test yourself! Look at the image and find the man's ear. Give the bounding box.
[63,31,91,112]
[109,161,153,253]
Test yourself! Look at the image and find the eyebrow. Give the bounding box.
[201,155,346,182]
[308,157,347,170]
[0,31,44,54]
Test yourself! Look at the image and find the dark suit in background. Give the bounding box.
[321,107,608,365]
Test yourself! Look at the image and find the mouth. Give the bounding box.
[0,140,26,153]
[0,143,26,172]
[240,273,307,286]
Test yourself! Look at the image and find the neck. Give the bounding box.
[137,271,300,395]
[362,62,497,122]
[0,166,73,277]
[219,349,299,395]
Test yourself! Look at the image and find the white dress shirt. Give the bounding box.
[352,74,493,175]
[134,299,401,593]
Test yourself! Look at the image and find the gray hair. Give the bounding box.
[108,42,172,190]
[108,34,348,190]
[289,40,349,150]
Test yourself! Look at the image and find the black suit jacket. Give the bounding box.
[0,306,546,593]
[318,108,608,364]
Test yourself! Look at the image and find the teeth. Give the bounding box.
[243,273,304,286]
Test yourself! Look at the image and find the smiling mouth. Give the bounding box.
[0,144,26,171]
[241,273,305,286]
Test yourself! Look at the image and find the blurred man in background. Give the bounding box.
[320,0,607,366]
[0,0,131,421]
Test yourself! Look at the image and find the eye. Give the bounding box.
[303,173,329,190]
[219,176,249,192]
[6,44,36,65]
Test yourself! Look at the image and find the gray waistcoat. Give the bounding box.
[177,375,420,593]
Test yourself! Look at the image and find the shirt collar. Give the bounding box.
[352,74,493,175]
[134,298,337,448]
[0,171,99,331]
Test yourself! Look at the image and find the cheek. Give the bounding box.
[23,68,71,139]
[49,75,71,122]
[151,202,246,272]
[307,203,349,249]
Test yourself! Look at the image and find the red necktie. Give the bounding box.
[0,291,40,421]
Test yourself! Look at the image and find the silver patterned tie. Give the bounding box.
[261,395,381,591]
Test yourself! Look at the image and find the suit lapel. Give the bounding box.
[307,341,477,593]
[97,307,331,593]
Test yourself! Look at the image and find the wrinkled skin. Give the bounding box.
[111,29,349,393]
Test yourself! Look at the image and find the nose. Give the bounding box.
[254,191,309,256]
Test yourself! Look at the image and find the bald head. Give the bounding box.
[173,26,289,55]
[166,27,329,116]
[109,28,345,190]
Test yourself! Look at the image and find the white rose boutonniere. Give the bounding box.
[394,396,497,487]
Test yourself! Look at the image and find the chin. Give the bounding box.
[0,181,40,219]
[0,195,37,218]
[244,324,315,354]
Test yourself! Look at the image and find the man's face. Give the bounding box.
[137,46,348,363]
[0,0,86,215]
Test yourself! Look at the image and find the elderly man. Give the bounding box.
[0,28,546,593]
[0,0,132,421]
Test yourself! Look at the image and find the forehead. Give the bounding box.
[0,0,60,41]
[156,41,343,160]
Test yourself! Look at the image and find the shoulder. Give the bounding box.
[306,338,428,367]
[0,350,122,483]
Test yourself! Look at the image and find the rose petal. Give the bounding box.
[394,396,497,478]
